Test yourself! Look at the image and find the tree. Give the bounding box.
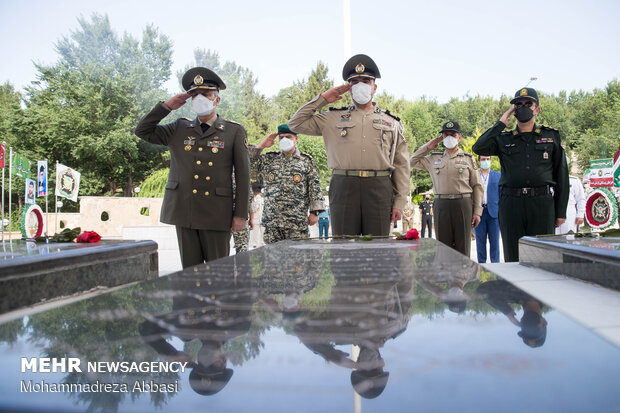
[10,14,173,201]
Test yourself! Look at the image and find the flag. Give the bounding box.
[0,144,5,169]
[37,160,47,197]
[55,164,80,202]
[11,152,31,178]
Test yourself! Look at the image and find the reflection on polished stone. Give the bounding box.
[519,235,620,291]
[0,239,158,312]
[0,239,618,412]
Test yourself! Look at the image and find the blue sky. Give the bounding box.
[1,0,619,103]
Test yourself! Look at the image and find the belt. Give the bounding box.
[332,169,391,177]
[502,185,550,197]
[435,193,471,199]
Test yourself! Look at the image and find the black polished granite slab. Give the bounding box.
[0,240,158,313]
[519,235,620,291]
[0,239,618,413]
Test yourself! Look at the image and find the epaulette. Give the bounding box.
[460,153,474,157]
[430,151,443,155]
[329,106,348,111]
[383,109,401,122]
[181,117,193,121]
[540,125,558,132]
[225,119,242,125]
[299,151,315,160]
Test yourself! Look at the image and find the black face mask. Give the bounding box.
[514,106,534,123]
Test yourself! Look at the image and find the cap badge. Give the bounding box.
[355,63,365,73]
[520,88,528,96]
[446,122,454,128]
[194,75,204,85]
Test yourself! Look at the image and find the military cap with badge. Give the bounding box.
[510,87,540,124]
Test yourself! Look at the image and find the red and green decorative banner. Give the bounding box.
[11,152,32,178]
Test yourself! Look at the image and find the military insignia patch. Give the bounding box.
[535,137,554,143]
[543,152,549,159]
[212,148,219,153]
[216,124,224,131]
[355,63,365,73]
[293,174,301,182]
[340,113,351,121]
[194,75,204,85]
[373,119,392,127]
[520,88,528,96]
[268,173,275,181]
[459,168,463,174]
[184,137,196,145]
[340,128,348,137]
[446,121,454,128]
[184,145,192,151]
[208,141,225,149]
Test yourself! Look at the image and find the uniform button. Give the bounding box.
[192,189,197,194]
[205,191,210,196]
[194,175,199,179]
[198,147,203,151]
[526,166,530,169]
[196,160,201,165]
[208,162,213,166]
[205,176,210,181]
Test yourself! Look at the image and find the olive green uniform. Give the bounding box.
[289,96,410,236]
[472,122,569,262]
[410,143,483,256]
[135,102,250,267]
[250,147,324,244]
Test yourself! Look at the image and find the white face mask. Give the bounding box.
[279,137,295,152]
[480,160,491,170]
[351,82,373,105]
[191,94,216,116]
[443,136,459,149]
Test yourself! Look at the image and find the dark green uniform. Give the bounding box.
[472,122,569,261]
[135,103,250,267]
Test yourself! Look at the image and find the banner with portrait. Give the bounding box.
[37,160,48,196]
[25,178,36,204]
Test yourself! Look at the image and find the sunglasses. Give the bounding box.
[514,101,535,108]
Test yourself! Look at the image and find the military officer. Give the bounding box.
[419,195,434,238]
[288,54,410,236]
[410,121,483,256]
[472,87,569,262]
[135,67,250,268]
[250,124,325,244]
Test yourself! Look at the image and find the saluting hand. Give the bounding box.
[500,107,516,126]
[427,135,443,150]
[321,84,352,103]
[256,132,278,149]
[163,92,191,111]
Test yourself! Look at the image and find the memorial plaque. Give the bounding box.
[0,239,618,412]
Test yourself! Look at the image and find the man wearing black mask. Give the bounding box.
[472,87,568,262]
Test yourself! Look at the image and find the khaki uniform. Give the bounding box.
[135,102,250,267]
[289,95,410,236]
[410,143,483,256]
[402,202,415,232]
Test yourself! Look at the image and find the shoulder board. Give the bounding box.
[328,106,348,111]
[265,151,280,156]
[299,151,315,160]
[181,117,193,122]
[540,125,558,132]
[461,153,474,157]
[224,119,242,125]
[430,151,443,155]
[383,109,401,122]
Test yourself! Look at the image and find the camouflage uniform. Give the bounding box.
[232,170,253,253]
[250,147,324,244]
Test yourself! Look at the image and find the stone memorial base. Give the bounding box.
[519,235,620,291]
[0,239,158,313]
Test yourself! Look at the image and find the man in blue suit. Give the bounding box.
[475,155,501,263]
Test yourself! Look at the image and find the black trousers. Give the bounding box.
[175,226,231,268]
[328,174,393,236]
[421,215,433,238]
[498,194,555,262]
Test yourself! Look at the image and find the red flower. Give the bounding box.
[77,231,102,243]
[405,229,419,240]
